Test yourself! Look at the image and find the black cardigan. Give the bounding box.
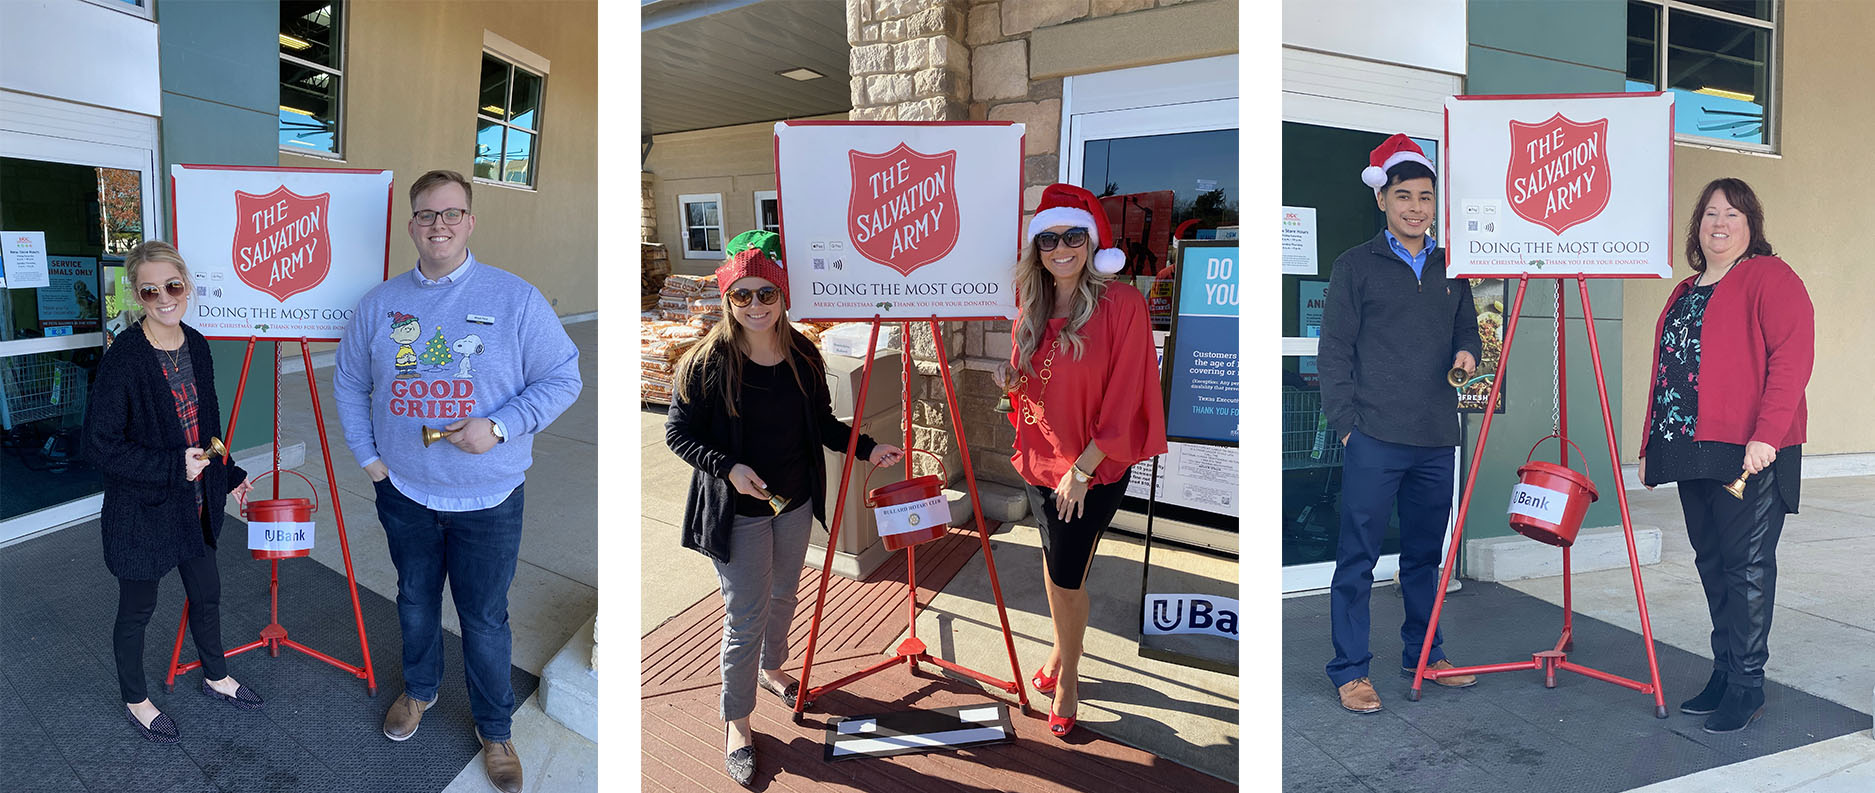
[665,331,879,563]
[82,322,247,581]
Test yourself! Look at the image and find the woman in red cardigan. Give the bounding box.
[995,184,1167,739]
[1638,178,1814,735]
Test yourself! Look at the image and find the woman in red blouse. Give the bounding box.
[996,184,1167,738]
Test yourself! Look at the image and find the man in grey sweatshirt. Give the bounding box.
[1319,135,1482,714]
[334,170,581,793]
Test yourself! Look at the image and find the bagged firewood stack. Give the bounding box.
[642,272,720,404]
[641,243,670,312]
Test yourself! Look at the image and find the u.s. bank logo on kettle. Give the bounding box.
[1143,594,1240,640]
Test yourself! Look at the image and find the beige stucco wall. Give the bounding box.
[281,0,597,316]
[644,112,846,275]
[1620,0,1875,459]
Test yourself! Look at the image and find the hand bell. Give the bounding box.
[202,437,228,461]
[767,494,791,514]
[421,426,457,447]
[1723,469,1751,500]
[1447,367,1469,388]
[994,388,1015,414]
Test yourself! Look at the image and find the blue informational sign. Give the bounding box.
[1164,242,1239,444]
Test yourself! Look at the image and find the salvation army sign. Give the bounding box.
[172,165,392,341]
[776,121,1022,321]
[1444,93,1674,279]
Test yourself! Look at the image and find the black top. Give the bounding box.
[1319,232,1483,448]
[1644,284,1801,511]
[82,322,248,581]
[665,330,880,563]
[734,360,812,517]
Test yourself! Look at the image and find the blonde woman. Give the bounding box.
[665,230,903,786]
[83,241,258,743]
[996,184,1168,738]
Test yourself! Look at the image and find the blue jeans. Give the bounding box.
[373,478,524,741]
[1327,428,1455,687]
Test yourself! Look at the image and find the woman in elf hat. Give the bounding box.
[995,184,1168,738]
[666,230,904,786]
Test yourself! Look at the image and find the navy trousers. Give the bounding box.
[1326,428,1456,687]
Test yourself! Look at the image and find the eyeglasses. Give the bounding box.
[412,208,469,226]
[136,279,188,302]
[726,286,783,307]
[1035,228,1090,251]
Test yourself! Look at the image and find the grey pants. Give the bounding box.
[712,502,815,722]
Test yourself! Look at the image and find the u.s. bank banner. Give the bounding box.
[774,121,1023,321]
[171,165,392,341]
[1444,93,1674,279]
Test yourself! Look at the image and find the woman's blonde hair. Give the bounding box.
[673,299,816,417]
[1011,239,1113,375]
[124,240,193,289]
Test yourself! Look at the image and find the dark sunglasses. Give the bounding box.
[137,279,188,302]
[1035,228,1090,251]
[726,286,783,307]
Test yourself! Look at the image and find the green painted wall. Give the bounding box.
[1460,0,1634,548]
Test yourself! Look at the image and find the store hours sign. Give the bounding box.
[1444,93,1674,279]
[172,165,392,341]
[775,121,1023,320]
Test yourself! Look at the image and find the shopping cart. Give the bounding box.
[0,355,88,432]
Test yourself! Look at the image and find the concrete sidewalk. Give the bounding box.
[274,319,599,793]
[1503,474,1875,793]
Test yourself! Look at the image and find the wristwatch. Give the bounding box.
[490,420,508,444]
[1070,463,1092,484]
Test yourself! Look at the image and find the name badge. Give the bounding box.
[466,314,496,325]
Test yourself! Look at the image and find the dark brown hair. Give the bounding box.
[408,169,474,211]
[1685,177,1773,272]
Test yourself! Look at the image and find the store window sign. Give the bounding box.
[38,257,101,333]
[1,231,52,289]
[1281,206,1317,276]
[1166,245,1239,443]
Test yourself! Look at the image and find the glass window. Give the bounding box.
[1626,0,1776,149]
[755,191,780,233]
[279,1,344,156]
[678,194,724,259]
[475,53,545,189]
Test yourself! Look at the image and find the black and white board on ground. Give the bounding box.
[823,704,1016,762]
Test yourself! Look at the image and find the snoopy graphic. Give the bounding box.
[451,334,484,378]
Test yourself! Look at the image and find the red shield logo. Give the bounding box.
[231,186,332,302]
[1505,114,1611,235]
[847,144,959,276]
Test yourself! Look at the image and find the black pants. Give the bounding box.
[1680,470,1787,688]
[1026,471,1131,590]
[114,552,228,703]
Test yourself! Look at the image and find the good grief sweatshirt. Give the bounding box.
[334,252,582,501]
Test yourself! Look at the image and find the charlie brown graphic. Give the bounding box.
[387,311,422,378]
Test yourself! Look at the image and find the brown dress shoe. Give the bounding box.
[382,692,435,741]
[1414,659,1478,688]
[476,729,524,793]
[1337,678,1382,713]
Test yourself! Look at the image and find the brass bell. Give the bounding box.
[767,494,791,514]
[1447,367,1469,388]
[994,389,1015,414]
[1723,470,1751,500]
[202,437,228,461]
[421,426,457,447]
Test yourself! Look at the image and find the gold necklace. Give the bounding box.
[144,322,183,373]
[1017,337,1060,427]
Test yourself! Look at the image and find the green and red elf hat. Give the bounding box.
[715,229,789,303]
[387,311,418,330]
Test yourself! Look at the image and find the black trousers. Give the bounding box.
[114,551,228,703]
[1679,470,1787,688]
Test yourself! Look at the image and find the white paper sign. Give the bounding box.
[1142,593,1239,639]
[873,493,949,537]
[1507,482,1570,525]
[247,520,315,553]
[1125,442,1239,517]
[1280,206,1317,275]
[774,122,1023,320]
[1444,93,1674,278]
[171,165,393,340]
[1,231,51,289]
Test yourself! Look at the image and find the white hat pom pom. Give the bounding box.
[1361,165,1386,189]
[1092,246,1126,274]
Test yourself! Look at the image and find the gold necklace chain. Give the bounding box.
[1017,337,1060,427]
[144,322,183,373]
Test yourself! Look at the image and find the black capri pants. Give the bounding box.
[1025,469,1132,590]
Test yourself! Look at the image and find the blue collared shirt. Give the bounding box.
[1384,230,1438,281]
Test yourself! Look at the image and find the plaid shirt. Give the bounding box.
[157,344,205,511]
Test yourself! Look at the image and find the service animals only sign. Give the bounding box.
[1444,93,1674,279]
[172,165,392,341]
[775,121,1023,320]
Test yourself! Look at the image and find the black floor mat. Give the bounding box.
[1283,581,1870,793]
[1,520,539,792]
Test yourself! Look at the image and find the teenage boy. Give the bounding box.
[1319,135,1482,714]
[334,169,581,792]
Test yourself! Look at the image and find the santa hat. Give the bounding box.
[1361,134,1435,191]
[386,311,417,328]
[1025,183,1126,275]
[715,230,790,304]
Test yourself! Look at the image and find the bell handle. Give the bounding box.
[243,468,320,516]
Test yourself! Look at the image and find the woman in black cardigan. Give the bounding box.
[665,234,901,787]
[83,241,260,743]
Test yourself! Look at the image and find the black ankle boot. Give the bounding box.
[1702,684,1765,734]
[1679,670,1728,715]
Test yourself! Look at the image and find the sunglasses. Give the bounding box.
[137,279,189,302]
[726,286,783,307]
[1035,228,1090,252]
[412,208,469,226]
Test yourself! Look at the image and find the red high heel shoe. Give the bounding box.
[1048,704,1077,739]
[1031,666,1059,696]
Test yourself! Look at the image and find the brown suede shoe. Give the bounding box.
[1337,677,1382,713]
[382,692,435,741]
[1409,659,1479,688]
[476,728,524,793]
